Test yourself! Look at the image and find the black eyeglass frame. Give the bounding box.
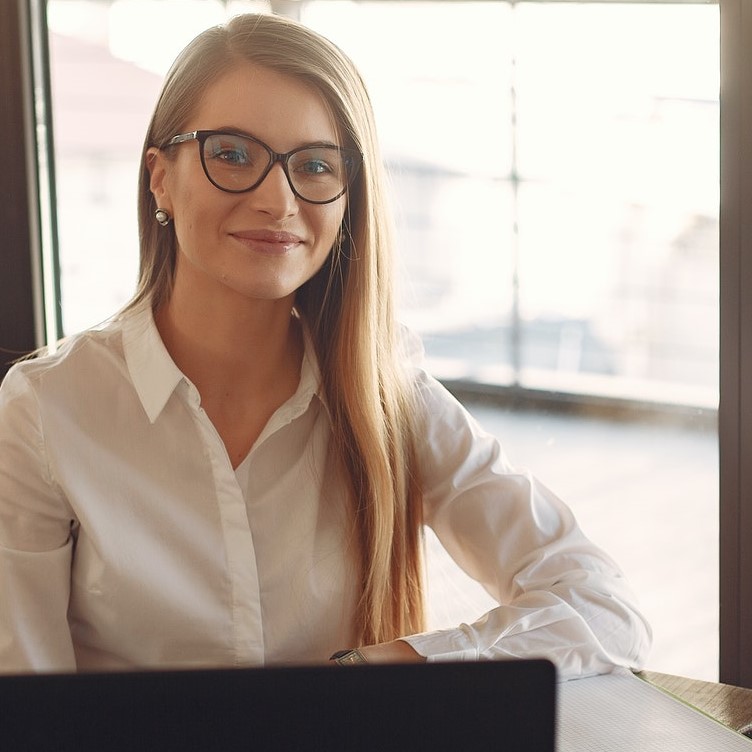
[162,130,362,205]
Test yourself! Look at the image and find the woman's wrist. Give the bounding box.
[331,640,425,664]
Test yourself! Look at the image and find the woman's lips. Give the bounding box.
[231,230,303,254]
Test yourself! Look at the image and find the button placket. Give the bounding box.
[189,390,265,665]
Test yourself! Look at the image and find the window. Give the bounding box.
[5,0,742,682]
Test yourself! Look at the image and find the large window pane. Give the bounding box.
[514,3,719,408]
[304,1,515,376]
[48,0,269,333]
[301,0,720,681]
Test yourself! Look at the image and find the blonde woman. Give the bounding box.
[0,13,650,676]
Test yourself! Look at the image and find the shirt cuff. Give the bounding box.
[400,626,482,663]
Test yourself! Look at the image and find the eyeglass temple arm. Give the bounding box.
[165,132,199,147]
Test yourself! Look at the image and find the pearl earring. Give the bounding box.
[155,209,171,227]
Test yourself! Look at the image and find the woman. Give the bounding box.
[0,13,650,676]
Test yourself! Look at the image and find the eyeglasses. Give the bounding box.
[163,130,362,205]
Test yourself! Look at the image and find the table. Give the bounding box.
[639,670,752,737]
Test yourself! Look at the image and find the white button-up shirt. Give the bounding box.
[0,303,651,678]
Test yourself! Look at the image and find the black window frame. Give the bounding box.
[0,0,42,372]
[719,0,752,688]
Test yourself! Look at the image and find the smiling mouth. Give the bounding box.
[230,230,303,255]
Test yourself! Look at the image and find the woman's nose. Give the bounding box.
[247,162,298,219]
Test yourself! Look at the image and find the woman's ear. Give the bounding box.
[146,147,171,210]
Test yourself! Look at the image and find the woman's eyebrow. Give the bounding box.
[213,126,341,150]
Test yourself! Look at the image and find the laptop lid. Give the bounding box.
[0,658,556,751]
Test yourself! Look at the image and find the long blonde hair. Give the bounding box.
[128,13,425,645]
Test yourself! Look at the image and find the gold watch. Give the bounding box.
[329,649,368,666]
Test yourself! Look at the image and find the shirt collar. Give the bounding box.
[122,302,185,424]
[289,322,326,416]
[121,302,325,425]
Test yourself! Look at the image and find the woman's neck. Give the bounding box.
[153,281,302,398]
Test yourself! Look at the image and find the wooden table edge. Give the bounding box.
[636,670,752,737]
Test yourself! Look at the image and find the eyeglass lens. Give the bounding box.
[201,132,352,203]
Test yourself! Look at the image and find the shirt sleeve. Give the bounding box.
[0,365,77,673]
[402,367,653,681]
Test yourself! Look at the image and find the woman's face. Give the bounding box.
[147,63,347,307]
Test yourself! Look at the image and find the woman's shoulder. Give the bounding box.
[396,325,475,427]
[397,325,507,452]
[2,318,127,396]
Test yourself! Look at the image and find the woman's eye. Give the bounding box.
[299,159,332,175]
[205,136,253,166]
[213,147,248,165]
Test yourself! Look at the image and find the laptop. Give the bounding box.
[0,658,556,751]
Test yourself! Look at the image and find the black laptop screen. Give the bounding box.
[0,658,556,752]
